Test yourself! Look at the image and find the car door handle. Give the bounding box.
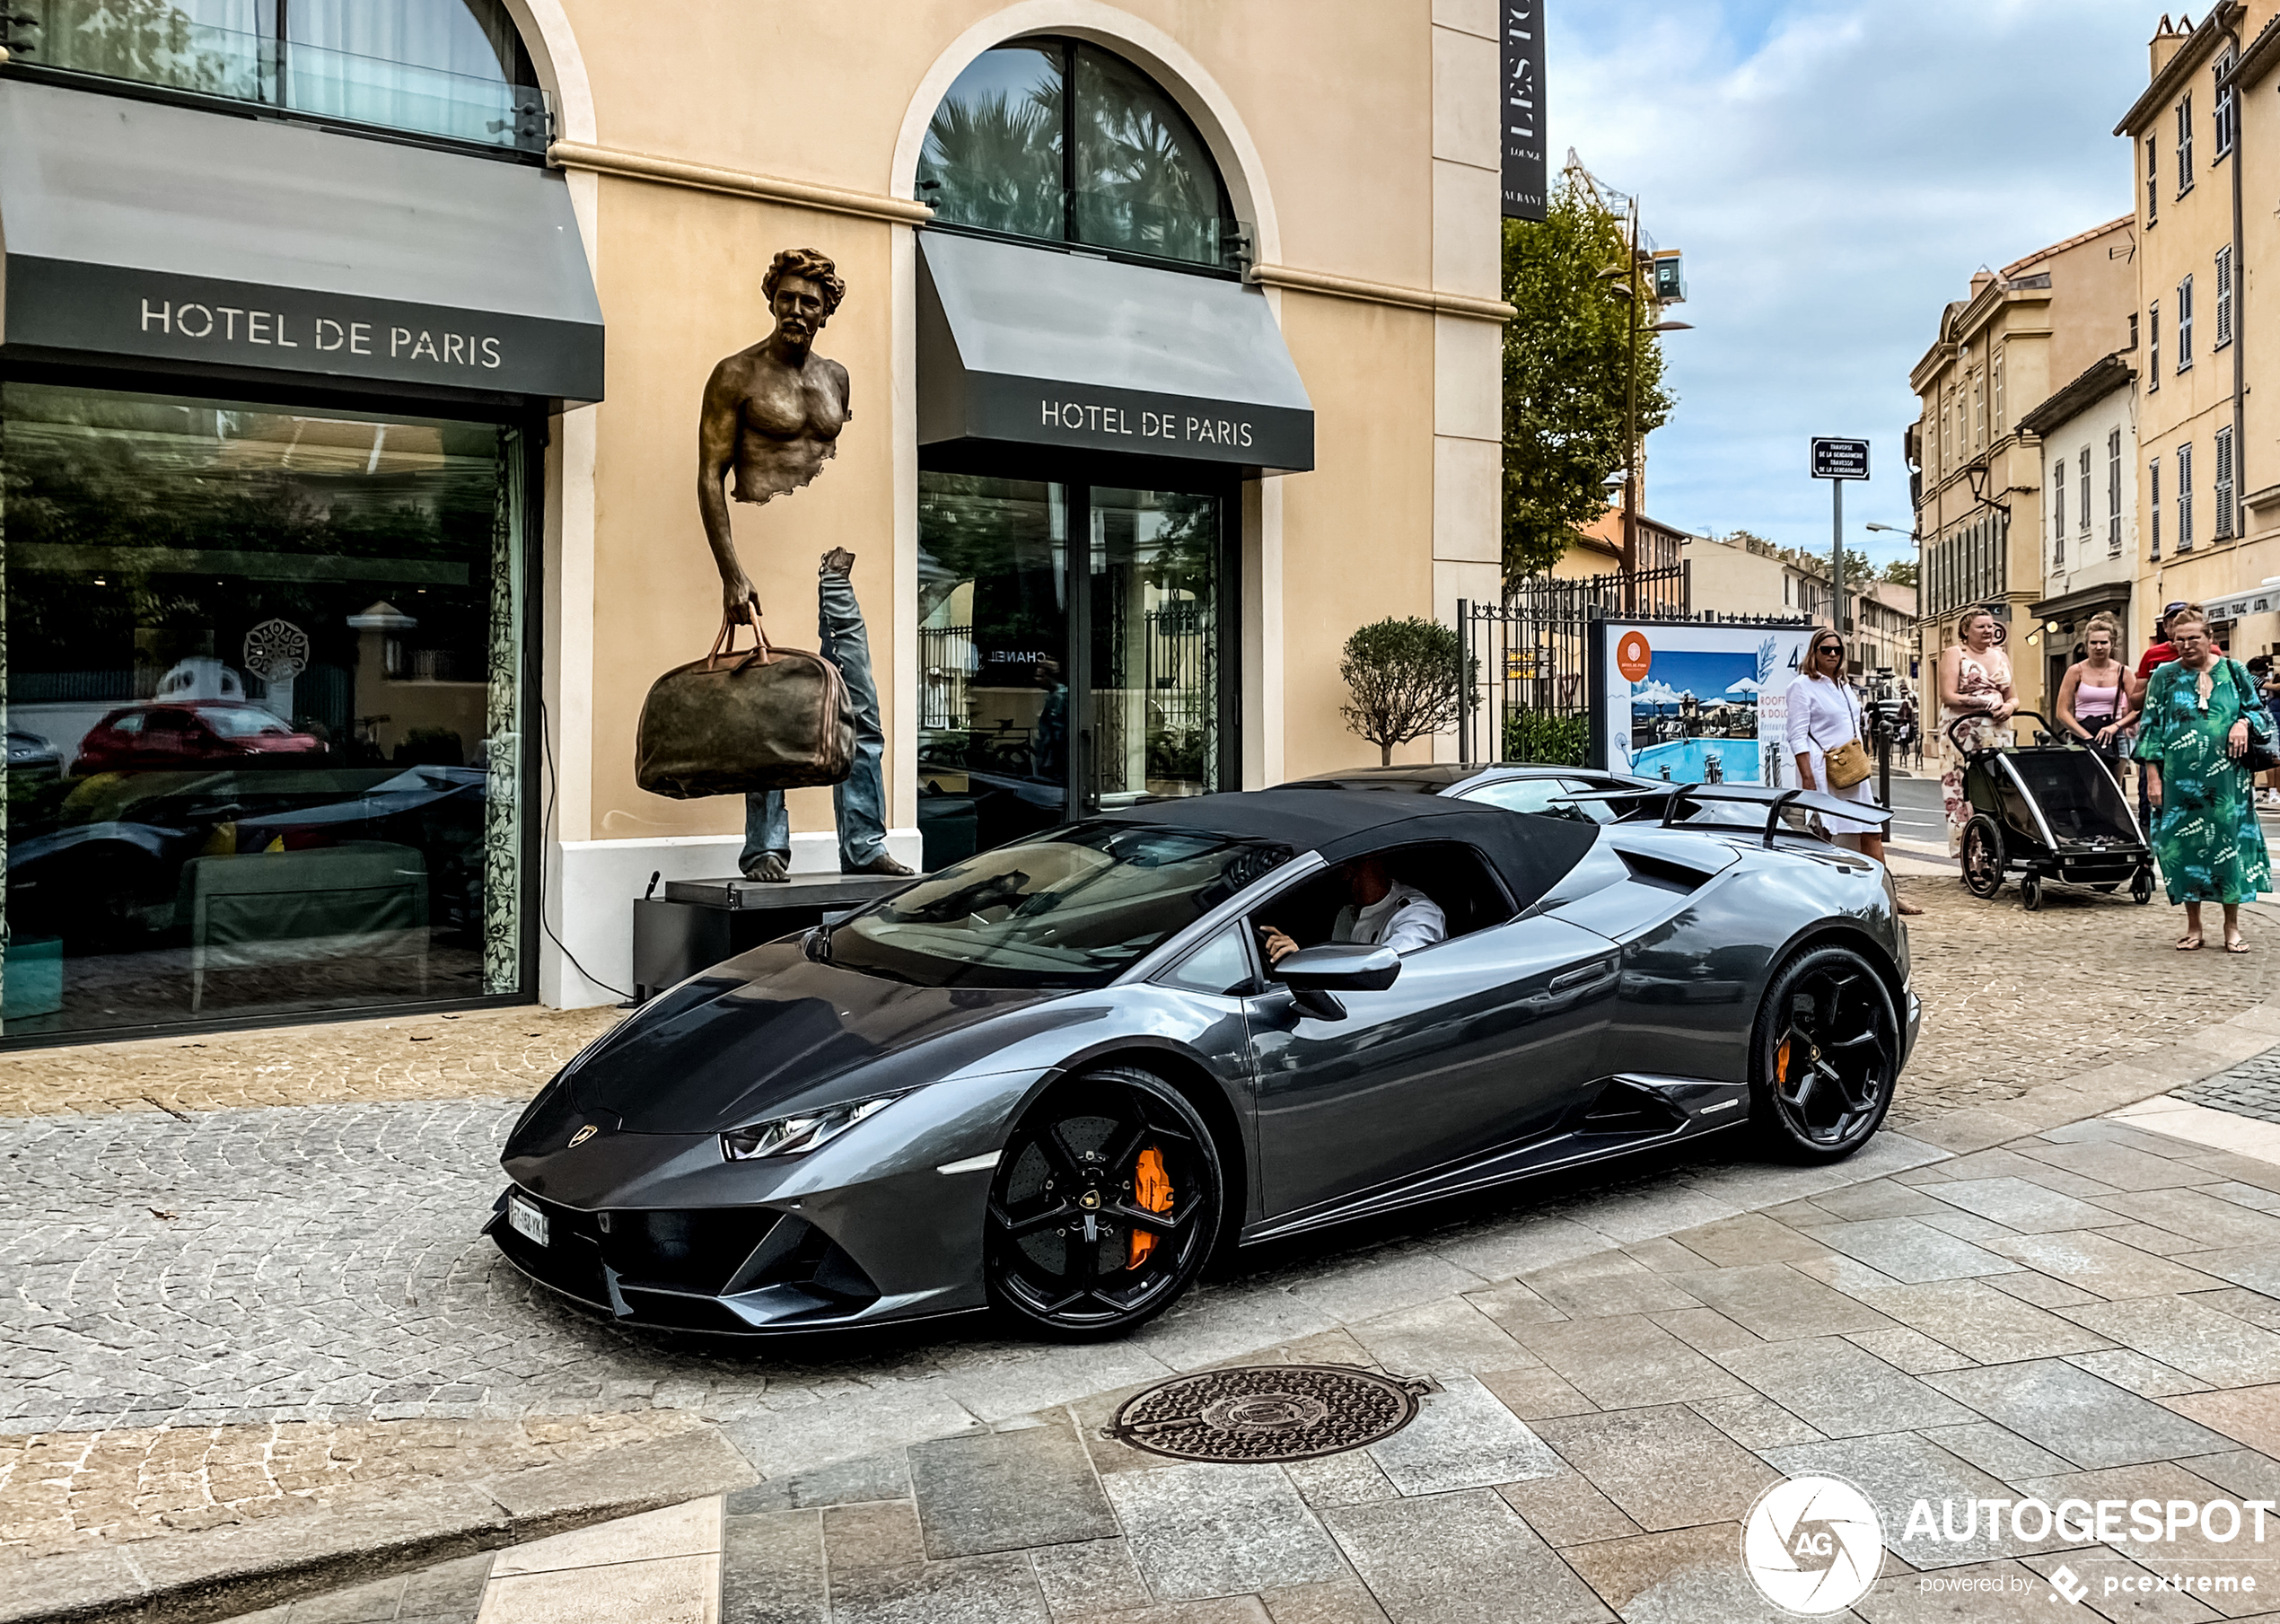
[1548,961,1613,991]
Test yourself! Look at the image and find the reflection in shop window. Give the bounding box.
[0,382,529,1039]
[916,37,1241,272]
[13,0,549,152]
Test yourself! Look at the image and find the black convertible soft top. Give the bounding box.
[1098,788,1600,915]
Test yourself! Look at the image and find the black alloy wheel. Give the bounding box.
[1960,814,2005,900]
[1752,945,1901,1163]
[985,1067,1223,1340]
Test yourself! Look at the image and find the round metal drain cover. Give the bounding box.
[1105,1364,1431,1464]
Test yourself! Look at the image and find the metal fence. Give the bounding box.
[1457,566,1688,765]
[1459,566,1813,768]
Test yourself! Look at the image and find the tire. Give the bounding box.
[2020,874,2043,911]
[2133,866,2155,905]
[1751,945,1901,1163]
[984,1067,1223,1341]
[1960,814,2005,900]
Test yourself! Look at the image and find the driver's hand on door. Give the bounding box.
[1258,926,1299,966]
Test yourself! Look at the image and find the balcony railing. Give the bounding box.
[2,15,550,154]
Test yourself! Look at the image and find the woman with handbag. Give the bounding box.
[2135,604,2274,952]
[1789,628,1922,914]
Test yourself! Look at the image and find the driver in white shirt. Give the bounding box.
[1258,855,1447,966]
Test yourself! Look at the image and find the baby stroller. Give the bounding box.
[1948,711,2154,910]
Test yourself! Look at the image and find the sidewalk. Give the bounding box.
[240,1089,2280,1624]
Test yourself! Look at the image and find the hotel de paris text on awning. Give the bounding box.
[917,231,1313,476]
[0,77,603,406]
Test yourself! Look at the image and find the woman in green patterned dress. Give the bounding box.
[2135,605,2274,952]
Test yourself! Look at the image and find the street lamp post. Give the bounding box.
[1602,200,1689,615]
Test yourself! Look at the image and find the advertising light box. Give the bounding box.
[1592,620,1818,786]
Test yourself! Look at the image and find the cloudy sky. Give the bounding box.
[1547,0,2156,569]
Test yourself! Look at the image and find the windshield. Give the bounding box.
[203,707,296,739]
[829,821,1293,988]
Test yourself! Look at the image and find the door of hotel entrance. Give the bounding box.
[916,471,1232,867]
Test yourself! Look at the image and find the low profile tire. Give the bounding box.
[985,1067,1223,1341]
[1960,814,2005,900]
[1751,945,1901,1163]
[2020,874,2044,911]
[2133,866,2155,905]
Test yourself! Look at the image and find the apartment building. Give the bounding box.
[2020,353,2138,704]
[1907,217,2136,720]
[2118,6,2280,659]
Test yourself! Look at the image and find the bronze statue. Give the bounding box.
[697,248,909,882]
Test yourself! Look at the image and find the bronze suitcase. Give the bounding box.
[636,619,855,797]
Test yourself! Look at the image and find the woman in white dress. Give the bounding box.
[1787,628,1922,914]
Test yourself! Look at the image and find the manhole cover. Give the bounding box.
[1104,1364,1432,1464]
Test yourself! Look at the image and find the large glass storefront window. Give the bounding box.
[9,0,548,152]
[916,472,1223,869]
[0,381,530,1040]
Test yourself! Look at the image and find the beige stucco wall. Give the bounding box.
[525,0,1504,999]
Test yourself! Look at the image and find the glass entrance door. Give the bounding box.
[916,475,1071,865]
[916,472,1229,866]
[1084,487,1222,810]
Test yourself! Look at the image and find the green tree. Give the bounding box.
[1339,618,1466,766]
[1881,558,1919,587]
[1500,173,1674,583]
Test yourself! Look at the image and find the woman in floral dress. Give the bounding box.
[1935,608,2015,857]
[2136,605,2273,952]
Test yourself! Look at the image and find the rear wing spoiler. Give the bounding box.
[1556,783,1892,848]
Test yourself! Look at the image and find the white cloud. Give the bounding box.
[1546,0,2150,568]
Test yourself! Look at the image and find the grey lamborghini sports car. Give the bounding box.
[491,786,1919,1339]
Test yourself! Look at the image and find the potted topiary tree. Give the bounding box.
[1339,617,1467,767]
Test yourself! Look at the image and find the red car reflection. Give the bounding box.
[75,704,327,772]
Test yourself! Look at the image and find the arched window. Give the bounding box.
[13,0,546,152]
[917,39,1236,272]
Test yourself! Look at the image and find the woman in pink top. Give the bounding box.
[2056,613,2131,785]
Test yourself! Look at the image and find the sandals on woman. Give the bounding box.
[2179,934,2205,951]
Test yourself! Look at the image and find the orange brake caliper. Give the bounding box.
[1127,1146,1173,1269]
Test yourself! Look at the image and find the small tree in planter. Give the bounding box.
[1339,617,1466,766]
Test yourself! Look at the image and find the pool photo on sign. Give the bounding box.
[1598,622,1814,786]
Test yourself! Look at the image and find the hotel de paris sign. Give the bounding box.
[0,259,604,402]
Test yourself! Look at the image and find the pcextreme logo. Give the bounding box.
[1742,1476,1883,1614]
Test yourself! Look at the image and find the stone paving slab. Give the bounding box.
[206,1097,2280,1624]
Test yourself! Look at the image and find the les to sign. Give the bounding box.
[1811,437,1871,481]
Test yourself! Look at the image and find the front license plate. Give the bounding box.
[507,1193,548,1247]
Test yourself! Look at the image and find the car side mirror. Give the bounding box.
[1276,943,1401,993]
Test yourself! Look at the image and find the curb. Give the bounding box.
[0,1427,757,1624]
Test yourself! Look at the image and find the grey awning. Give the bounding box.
[918,233,1312,474]
[0,79,602,404]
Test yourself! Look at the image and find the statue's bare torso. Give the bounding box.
[706,344,850,504]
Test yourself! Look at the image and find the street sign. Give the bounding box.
[1811,437,1871,480]
[1499,2,1547,221]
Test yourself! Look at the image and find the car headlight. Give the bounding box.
[721,1093,905,1161]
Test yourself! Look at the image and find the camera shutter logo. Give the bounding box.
[1741,1475,1883,1614]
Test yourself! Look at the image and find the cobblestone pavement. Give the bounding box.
[237,1113,2280,1624]
[0,1004,622,1119]
[0,1092,1942,1563]
[2178,1046,2280,1125]
[1890,876,2280,1128]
